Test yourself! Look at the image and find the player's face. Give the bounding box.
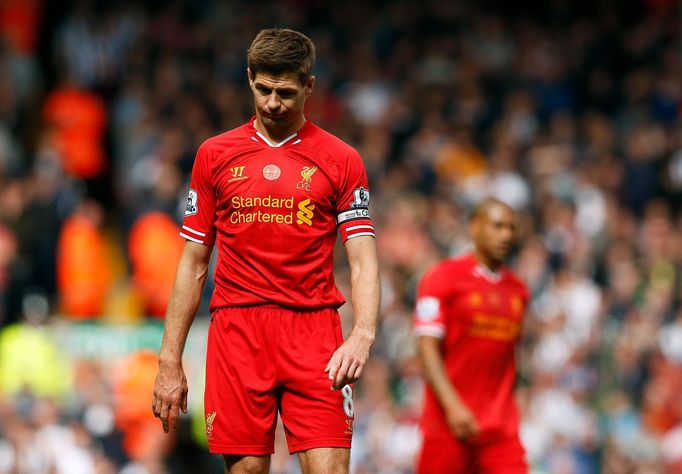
[248,70,314,132]
[472,205,517,264]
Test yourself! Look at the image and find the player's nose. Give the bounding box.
[266,93,281,111]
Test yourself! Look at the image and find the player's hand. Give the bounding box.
[324,328,374,390]
[152,360,188,433]
[445,403,480,440]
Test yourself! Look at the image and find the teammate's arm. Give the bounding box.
[325,235,380,390]
[152,240,212,433]
[417,335,480,439]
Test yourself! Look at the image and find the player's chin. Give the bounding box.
[262,112,289,124]
[494,246,512,261]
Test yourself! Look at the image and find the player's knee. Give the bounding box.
[304,465,348,474]
[223,454,270,474]
[298,448,349,474]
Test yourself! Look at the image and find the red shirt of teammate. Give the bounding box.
[414,199,528,473]
[181,118,373,311]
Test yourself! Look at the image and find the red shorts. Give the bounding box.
[417,431,527,474]
[204,306,354,455]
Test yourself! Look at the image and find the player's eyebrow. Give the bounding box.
[254,82,298,94]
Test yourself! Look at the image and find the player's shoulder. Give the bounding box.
[446,253,478,273]
[503,267,530,295]
[422,254,473,283]
[306,122,360,159]
[198,123,250,155]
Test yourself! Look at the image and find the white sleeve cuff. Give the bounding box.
[413,325,446,339]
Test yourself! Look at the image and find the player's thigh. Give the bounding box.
[476,436,528,474]
[277,309,353,453]
[297,447,349,474]
[205,308,279,454]
[417,432,472,474]
[223,454,270,474]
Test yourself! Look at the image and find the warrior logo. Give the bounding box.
[205,411,217,440]
[296,166,318,191]
[296,199,315,225]
[185,189,198,216]
[228,166,248,183]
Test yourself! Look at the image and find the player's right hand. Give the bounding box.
[152,360,188,433]
[445,403,480,440]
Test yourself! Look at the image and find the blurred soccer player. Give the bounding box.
[414,199,528,473]
[151,29,380,474]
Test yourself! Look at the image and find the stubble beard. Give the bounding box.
[260,110,300,138]
[261,110,287,126]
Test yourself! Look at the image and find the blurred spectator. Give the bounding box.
[127,212,184,318]
[54,1,140,92]
[42,81,108,180]
[0,293,71,399]
[56,200,112,319]
[112,351,173,464]
[0,0,43,57]
[0,225,17,324]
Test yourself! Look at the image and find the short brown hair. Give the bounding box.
[247,28,315,84]
[469,198,514,222]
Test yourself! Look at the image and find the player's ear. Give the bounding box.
[247,68,254,88]
[305,75,315,97]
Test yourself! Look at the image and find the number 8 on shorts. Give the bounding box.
[341,385,354,418]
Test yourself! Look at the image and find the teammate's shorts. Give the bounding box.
[417,430,527,474]
[204,306,354,455]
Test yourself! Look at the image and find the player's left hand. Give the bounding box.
[324,328,375,390]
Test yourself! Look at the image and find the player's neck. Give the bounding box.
[473,250,502,273]
[254,115,306,144]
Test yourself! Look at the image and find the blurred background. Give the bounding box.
[0,0,681,472]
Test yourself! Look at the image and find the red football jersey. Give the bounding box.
[180,118,374,311]
[414,253,529,441]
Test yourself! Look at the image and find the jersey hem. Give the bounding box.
[287,437,352,454]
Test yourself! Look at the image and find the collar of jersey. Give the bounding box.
[247,116,311,148]
[472,263,503,283]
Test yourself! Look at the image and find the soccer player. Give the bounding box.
[151,29,380,474]
[413,198,528,473]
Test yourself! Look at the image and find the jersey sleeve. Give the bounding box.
[180,142,216,246]
[413,265,450,339]
[335,149,375,242]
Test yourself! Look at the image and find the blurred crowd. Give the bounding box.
[1,0,681,472]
